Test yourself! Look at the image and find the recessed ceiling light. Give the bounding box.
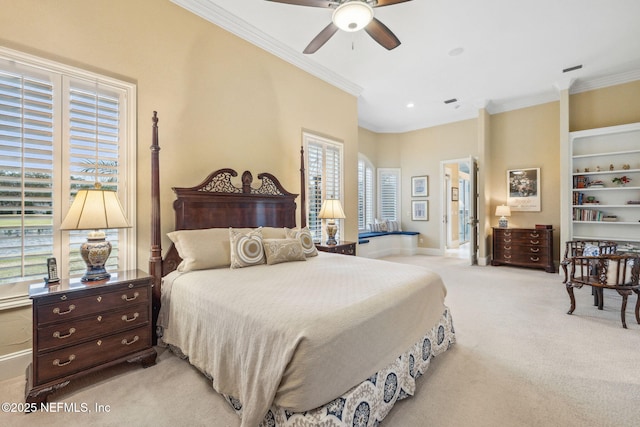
[407,102,415,108]
[448,47,464,57]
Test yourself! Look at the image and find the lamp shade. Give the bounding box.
[332,1,374,32]
[318,199,346,220]
[60,188,131,230]
[495,205,511,217]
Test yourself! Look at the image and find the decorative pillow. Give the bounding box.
[263,239,307,265]
[386,220,402,232]
[167,228,234,272]
[229,228,265,269]
[582,244,600,257]
[605,258,636,286]
[375,218,388,232]
[285,226,318,257]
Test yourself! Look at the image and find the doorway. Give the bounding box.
[441,157,478,263]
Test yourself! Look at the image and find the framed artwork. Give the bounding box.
[411,175,428,197]
[411,200,428,221]
[507,168,541,211]
[451,187,459,201]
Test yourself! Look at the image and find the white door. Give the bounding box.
[469,156,479,265]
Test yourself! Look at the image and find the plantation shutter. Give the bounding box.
[378,168,400,221]
[0,70,55,283]
[357,157,374,231]
[65,82,124,276]
[365,163,374,226]
[304,133,343,242]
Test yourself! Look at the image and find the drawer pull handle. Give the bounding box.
[503,246,511,250]
[530,233,539,238]
[530,240,539,245]
[96,296,102,302]
[128,283,134,288]
[530,256,540,262]
[53,355,75,367]
[504,239,511,243]
[53,328,76,339]
[97,315,103,322]
[122,312,139,322]
[121,292,139,302]
[53,305,75,315]
[121,335,139,346]
[504,254,512,259]
[60,295,67,301]
[530,248,540,253]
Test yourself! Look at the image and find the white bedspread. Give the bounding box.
[158,252,447,427]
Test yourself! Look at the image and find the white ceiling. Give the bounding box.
[173,0,640,133]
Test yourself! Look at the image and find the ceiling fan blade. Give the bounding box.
[264,0,333,8]
[373,0,413,7]
[364,17,401,50]
[303,22,339,54]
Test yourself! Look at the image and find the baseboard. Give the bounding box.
[0,349,31,381]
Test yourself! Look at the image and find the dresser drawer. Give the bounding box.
[35,326,151,384]
[492,227,555,273]
[36,285,149,325]
[37,303,149,352]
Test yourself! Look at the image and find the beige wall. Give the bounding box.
[570,80,640,131]
[0,0,358,357]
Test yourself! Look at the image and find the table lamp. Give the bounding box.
[60,184,131,281]
[495,205,511,228]
[318,199,346,245]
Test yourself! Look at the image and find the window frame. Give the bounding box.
[0,46,136,302]
[357,154,375,232]
[377,168,401,223]
[303,131,344,243]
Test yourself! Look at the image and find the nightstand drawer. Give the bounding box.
[35,326,151,384]
[37,303,149,352]
[36,285,150,325]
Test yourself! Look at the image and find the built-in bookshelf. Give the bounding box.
[568,122,640,250]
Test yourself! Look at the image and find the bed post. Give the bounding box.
[149,112,162,341]
[300,145,306,228]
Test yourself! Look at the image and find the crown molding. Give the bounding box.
[570,68,640,94]
[172,0,363,97]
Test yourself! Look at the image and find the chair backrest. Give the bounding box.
[571,254,639,286]
[563,240,617,259]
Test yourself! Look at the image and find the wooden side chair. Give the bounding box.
[561,240,618,284]
[565,254,640,328]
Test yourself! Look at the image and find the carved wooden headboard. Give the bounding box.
[148,112,306,335]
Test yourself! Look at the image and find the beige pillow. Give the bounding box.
[261,227,287,239]
[167,228,234,272]
[285,226,318,257]
[229,227,265,269]
[263,239,307,265]
[605,259,637,286]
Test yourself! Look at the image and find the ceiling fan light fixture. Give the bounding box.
[332,1,374,32]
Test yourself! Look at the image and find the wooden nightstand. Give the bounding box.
[25,270,157,406]
[315,241,357,256]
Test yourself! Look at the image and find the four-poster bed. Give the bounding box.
[148,112,455,426]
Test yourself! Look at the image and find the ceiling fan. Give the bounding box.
[266,0,412,54]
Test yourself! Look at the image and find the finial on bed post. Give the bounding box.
[300,146,307,228]
[150,112,162,297]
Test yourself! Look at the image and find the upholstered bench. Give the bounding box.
[357,231,419,259]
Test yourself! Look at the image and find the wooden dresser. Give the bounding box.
[315,241,356,256]
[25,270,157,406]
[492,227,555,273]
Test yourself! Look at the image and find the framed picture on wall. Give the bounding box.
[451,187,459,201]
[411,176,428,197]
[411,200,428,221]
[507,167,541,211]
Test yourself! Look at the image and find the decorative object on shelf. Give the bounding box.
[60,183,131,281]
[411,175,428,197]
[622,164,630,170]
[602,215,618,222]
[610,164,615,171]
[584,168,590,172]
[411,200,428,221]
[596,165,601,172]
[612,176,631,186]
[451,187,459,201]
[318,198,346,245]
[495,205,511,228]
[588,180,604,188]
[507,168,541,211]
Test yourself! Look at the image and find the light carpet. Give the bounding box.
[1,255,639,426]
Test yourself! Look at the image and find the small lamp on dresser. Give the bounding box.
[60,183,131,282]
[318,198,346,245]
[495,205,511,228]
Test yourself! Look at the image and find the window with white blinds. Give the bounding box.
[378,168,401,222]
[0,48,136,288]
[357,155,374,231]
[304,132,343,242]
